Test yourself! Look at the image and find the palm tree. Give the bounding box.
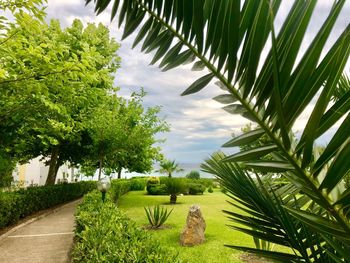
[87,1,350,261]
[157,159,183,178]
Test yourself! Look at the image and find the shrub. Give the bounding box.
[129,178,147,191]
[208,186,213,193]
[144,205,173,228]
[188,183,206,195]
[146,176,160,192]
[164,178,186,204]
[158,176,168,184]
[186,170,200,180]
[0,181,96,229]
[147,184,168,195]
[110,179,131,203]
[198,178,215,188]
[72,191,179,263]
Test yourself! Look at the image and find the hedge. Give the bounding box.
[0,181,96,229]
[110,179,131,202]
[147,184,168,195]
[72,191,179,263]
[129,178,147,191]
[147,177,215,195]
[188,183,206,195]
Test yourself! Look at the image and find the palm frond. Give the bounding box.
[87,0,350,259]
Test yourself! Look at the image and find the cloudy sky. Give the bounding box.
[44,0,350,166]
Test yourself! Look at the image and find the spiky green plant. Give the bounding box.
[87,0,350,261]
[144,205,173,228]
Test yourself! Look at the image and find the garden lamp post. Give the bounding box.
[97,177,111,202]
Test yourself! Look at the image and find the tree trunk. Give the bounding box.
[46,147,59,185]
[54,160,60,180]
[170,194,177,204]
[117,167,122,179]
[98,154,104,180]
[168,172,172,178]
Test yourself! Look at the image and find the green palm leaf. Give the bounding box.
[87,0,350,260]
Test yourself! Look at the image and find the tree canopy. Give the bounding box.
[1,4,168,185]
[81,91,169,179]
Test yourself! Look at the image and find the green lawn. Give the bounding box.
[118,189,254,263]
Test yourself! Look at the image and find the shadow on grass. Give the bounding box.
[160,202,185,205]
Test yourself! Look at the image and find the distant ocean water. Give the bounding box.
[120,163,214,179]
[85,163,215,181]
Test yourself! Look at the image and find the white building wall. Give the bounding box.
[13,157,77,187]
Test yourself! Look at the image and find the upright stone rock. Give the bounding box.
[180,205,206,246]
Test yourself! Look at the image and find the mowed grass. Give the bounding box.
[118,189,254,263]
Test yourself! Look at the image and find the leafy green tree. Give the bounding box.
[82,91,168,180]
[185,170,200,180]
[0,0,46,187]
[89,0,350,261]
[157,159,183,178]
[0,0,46,31]
[103,91,169,179]
[0,15,120,184]
[0,150,15,188]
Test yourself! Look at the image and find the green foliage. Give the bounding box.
[185,170,200,180]
[198,178,215,188]
[0,0,46,31]
[0,181,96,229]
[83,91,169,180]
[188,183,205,195]
[147,184,168,195]
[144,205,173,228]
[0,13,120,184]
[208,186,213,193]
[164,178,186,204]
[147,176,160,185]
[1,10,168,185]
[110,179,131,203]
[146,176,160,192]
[72,191,179,263]
[89,0,350,260]
[164,178,186,195]
[156,159,183,177]
[344,172,350,190]
[129,178,147,191]
[147,177,214,196]
[0,150,15,188]
[203,152,349,261]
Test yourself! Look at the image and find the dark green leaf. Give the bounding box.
[244,161,294,173]
[222,129,264,148]
[223,145,278,162]
[212,94,236,104]
[181,73,214,96]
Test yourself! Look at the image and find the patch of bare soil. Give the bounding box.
[240,253,273,263]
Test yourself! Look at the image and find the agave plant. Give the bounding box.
[87,0,350,261]
[144,205,173,228]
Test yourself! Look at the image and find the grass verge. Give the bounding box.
[118,189,253,263]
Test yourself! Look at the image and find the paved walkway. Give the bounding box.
[0,199,80,263]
